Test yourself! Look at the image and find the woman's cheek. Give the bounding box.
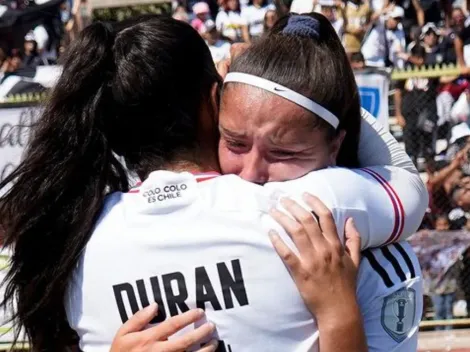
[218,144,243,175]
[268,162,311,182]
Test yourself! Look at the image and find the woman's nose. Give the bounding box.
[239,151,269,185]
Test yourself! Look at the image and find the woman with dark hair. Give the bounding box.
[216,0,251,42]
[0,13,424,352]
[263,9,278,32]
[241,0,274,38]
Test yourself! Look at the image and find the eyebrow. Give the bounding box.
[267,131,318,149]
[219,126,248,139]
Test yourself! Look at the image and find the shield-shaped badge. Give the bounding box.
[381,288,416,342]
[358,87,381,118]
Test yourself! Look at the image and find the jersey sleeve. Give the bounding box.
[267,165,428,249]
[357,242,423,352]
[359,108,418,176]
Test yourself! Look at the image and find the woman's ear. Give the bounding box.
[210,82,221,124]
[329,130,346,165]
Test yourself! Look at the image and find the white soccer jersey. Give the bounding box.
[65,168,424,352]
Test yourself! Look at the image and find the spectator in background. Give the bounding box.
[370,0,387,19]
[454,7,470,66]
[419,0,445,26]
[447,123,470,176]
[393,0,425,34]
[460,248,470,317]
[395,44,439,166]
[435,214,450,230]
[31,24,51,63]
[361,5,406,68]
[420,23,450,65]
[22,32,45,69]
[350,51,366,68]
[0,52,21,84]
[434,7,462,64]
[216,0,251,42]
[406,24,422,52]
[315,0,345,38]
[289,0,316,16]
[65,0,91,43]
[192,2,212,33]
[417,23,461,138]
[201,19,231,64]
[426,155,465,220]
[241,0,275,39]
[263,9,278,32]
[452,183,470,212]
[342,0,371,58]
[431,260,458,328]
[173,5,190,22]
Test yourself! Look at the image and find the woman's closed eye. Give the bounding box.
[225,139,249,153]
[269,149,297,159]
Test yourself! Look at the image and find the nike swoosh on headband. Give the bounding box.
[224,72,340,129]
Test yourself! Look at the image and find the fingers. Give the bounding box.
[302,193,342,249]
[217,44,250,79]
[269,206,313,257]
[197,339,220,352]
[116,303,158,336]
[269,230,302,273]
[217,59,230,79]
[229,43,250,59]
[344,218,361,268]
[146,308,205,340]
[279,198,321,241]
[162,322,216,351]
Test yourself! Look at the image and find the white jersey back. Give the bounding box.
[65,169,423,352]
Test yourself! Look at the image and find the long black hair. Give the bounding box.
[0,15,219,351]
[229,12,362,167]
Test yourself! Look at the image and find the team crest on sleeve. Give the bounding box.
[381,288,416,342]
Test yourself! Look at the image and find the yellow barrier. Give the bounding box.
[391,63,464,80]
[420,318,470,328]
[0,91,48,105]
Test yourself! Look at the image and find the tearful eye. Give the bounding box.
[225,139,249,153]
[271,150,296,158]
[227,141,246,148]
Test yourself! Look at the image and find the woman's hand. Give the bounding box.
[216,43,250,79]
[269,193,367,352]
[269,193,361,318]
[110,303,218,352]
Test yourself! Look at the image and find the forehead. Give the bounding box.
[220,84,316,137]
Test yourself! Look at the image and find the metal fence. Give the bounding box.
[388,65,470,331]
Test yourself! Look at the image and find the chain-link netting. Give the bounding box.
[390,66,470,332]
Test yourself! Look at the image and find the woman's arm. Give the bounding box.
[268,164,428,248]
[241,25,251,44]
[455,36,466,67]
[428,147,467,192]
[358,108,416,174]
[411,0,424,26]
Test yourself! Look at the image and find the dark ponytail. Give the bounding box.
[0,15,219,351]
[0,22,128,350]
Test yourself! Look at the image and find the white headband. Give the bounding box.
[224,72,339,129]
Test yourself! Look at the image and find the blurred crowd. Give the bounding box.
[0,0,90,84]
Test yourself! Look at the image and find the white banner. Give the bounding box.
[0,107,38,184]
[355,72,390,130]
[0,107,36,345]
